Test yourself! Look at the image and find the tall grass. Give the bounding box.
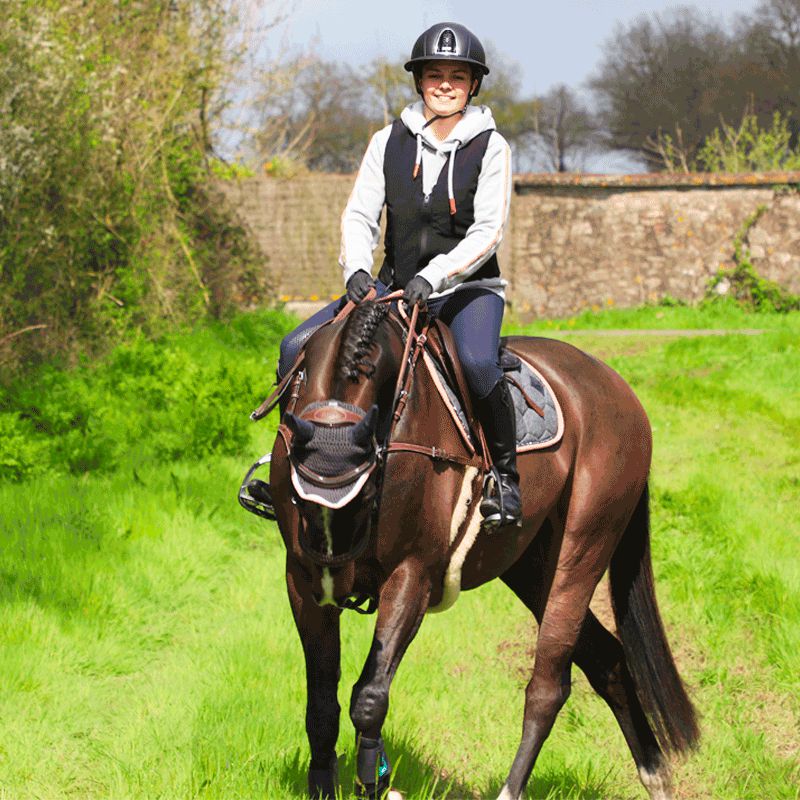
[0,305,797,799]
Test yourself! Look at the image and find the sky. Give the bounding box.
[279,0,757,98]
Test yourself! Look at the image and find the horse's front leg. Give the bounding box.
[350,558,431,799]
[286,559,342,800]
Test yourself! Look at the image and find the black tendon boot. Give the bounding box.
[355,736,391,799]
[478,379,522,529]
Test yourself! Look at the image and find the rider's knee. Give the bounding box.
[278,332,300,380]
[349,682,389,732]
[461,357,503,401]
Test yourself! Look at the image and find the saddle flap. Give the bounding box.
[426,319,481,429]
[423,338,565,455]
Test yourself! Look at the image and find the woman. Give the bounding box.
[278,21,520,527]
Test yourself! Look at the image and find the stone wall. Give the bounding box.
[217,175,358,304]
[509,172,800,317]
[217,171,800,316]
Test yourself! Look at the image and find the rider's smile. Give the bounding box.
[419,60,477,121]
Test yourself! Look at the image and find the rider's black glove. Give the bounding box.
[346,270,375,303]
[403,276,433,307]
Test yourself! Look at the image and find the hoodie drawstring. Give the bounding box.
[412,133,422,180]
[447,140,461,215]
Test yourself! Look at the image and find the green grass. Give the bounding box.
[505,300,800,333]
[1,306,798,799]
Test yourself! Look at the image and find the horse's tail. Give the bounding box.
[609,482,700,755]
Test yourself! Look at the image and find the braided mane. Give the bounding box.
[338,301,389,383]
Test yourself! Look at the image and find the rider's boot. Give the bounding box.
[478,379,523,529]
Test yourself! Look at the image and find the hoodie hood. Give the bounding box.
[400,100,496,152]
[399,101,497,214]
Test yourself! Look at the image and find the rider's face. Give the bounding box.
[419,60,477,117]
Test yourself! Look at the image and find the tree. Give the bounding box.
[589,2,800,169]
[247,45,584,175]
[366,58,417,126]
[733,0,800,128]
[525,85,599,172]
[0,0,270,369]
[589,7,732,168]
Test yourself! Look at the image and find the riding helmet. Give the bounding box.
[404,22,489,96]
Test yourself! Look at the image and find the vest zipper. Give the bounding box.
[419,193,432,260]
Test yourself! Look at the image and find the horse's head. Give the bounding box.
[285,402,379,513]
[281,301,403,590]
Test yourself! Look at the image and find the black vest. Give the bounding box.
[377,120,501,289]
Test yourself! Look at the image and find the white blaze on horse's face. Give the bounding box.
[321,507,334,555]
[319,508,337,607]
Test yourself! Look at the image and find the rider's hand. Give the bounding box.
[346,270,375,303]
[403,276,433,307]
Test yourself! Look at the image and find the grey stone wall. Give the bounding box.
[217,171,800,317]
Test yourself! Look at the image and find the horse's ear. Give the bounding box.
[352,405,378,449]
[285,412,315,445]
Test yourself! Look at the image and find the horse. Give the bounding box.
[261,294,699,800]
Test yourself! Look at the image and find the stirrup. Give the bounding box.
[238,453,277,521]
[480,467,522,530]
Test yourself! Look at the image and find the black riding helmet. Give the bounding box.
[404,22,489,98]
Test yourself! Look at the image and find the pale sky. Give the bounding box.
[281,0,756,97]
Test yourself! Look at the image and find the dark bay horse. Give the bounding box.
[266,298,698,800]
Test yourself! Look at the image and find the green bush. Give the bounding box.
[0,0,271,372]
[0,309,296,482]
[695,111,800,173]
[705,206,800,313]
[0,412,50,481]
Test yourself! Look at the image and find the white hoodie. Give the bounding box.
[339,101,512,299]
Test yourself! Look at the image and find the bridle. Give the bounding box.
[249,288,485,591]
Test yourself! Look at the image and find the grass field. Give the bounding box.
[1,304,798,799]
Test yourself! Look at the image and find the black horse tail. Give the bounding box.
[609,482,700,755]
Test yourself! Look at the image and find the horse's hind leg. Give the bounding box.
[573,612,674,799]
[497,506,632,800]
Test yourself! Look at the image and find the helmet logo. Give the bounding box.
[436,29,456,54]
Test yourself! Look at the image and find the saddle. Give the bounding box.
[421,320,563,458]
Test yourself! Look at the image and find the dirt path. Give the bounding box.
[551,328,765,337]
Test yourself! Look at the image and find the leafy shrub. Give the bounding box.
[695,111,800,173]
[0,413,50,482]
[652,110,800,173]
[0,0,271,372]
[0,309,296,482]
[707,262,800,313]
[705,205,800,313]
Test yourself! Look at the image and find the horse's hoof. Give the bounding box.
[387,791,404,800]
[308,757,338,799]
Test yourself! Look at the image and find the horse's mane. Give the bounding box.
[337,301,389,383]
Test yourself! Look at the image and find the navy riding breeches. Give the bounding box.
[277,282,504,400]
